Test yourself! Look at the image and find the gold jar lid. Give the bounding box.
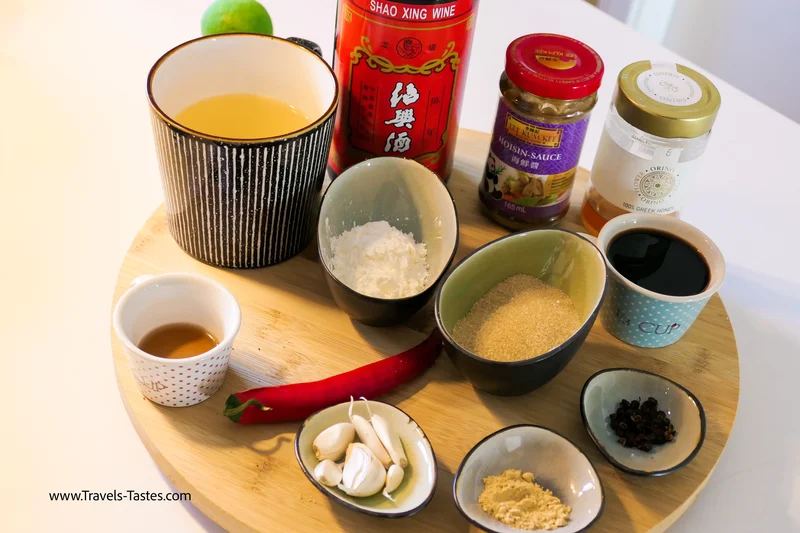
[614,60,721,138]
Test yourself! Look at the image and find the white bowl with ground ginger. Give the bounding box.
[454,425,604,533]
[435,229,607,396]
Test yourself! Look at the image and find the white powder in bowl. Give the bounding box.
[329,220,429,298]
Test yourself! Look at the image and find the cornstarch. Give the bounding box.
[330,221,429,298]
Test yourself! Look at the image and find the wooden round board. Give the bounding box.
[111,129,739,533]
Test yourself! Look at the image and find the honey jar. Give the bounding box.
[581,61,721,235]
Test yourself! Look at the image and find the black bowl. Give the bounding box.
[435,229,607,396]
[318,157,459,327]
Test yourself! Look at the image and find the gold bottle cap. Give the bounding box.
[614,60,721,139]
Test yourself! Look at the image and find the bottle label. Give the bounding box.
[637,62,702,107]
[480,99,589,221]
[590,128,702,215]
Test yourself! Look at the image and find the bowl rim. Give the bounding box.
[316,157,460,303]
[579,367,707,477]
[293,399,438,518]
[434,227,608,367]
[597,213,727,304]
[452,423,605,533]
[147,33,339,144]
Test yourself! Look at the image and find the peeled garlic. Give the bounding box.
[383,464,405,500]
[314,459,342,487]
[313,422,355,462]
[360,399,408,469]
[338,443,386,497]
[349,398,392,468]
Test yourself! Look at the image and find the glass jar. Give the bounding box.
[581,61,721,235]
[480,34,604,230]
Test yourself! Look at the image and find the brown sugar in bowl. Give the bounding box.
[435,229,607,396]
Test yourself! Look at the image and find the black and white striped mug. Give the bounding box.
[147,34,338,268]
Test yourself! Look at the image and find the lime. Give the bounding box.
[201,0,273,36]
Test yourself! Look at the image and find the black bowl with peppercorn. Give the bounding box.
[580,368,706,476]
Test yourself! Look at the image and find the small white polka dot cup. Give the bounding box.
[113,273,241,406]
[596,214,725,348]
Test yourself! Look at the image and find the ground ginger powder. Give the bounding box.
[478,469,571,530]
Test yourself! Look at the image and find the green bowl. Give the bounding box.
[435,229,607,396]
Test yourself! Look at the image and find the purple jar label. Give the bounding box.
[480,99,590,221]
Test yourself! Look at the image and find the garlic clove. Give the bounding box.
[338,443,386,497]
[340,444,360,489]
[370,412,408,469]
[383,464,405,501]
[349,399,392,468]
[314,459,342,487]
[313,422,355,462]
[351,414,392,468]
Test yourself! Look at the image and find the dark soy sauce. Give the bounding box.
[607,229,710,297]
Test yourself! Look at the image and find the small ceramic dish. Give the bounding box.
[318,157,459,327]
[580,368,706,476]
[454,425,604,533]
[295,400,437,518]
[435,228,607,396]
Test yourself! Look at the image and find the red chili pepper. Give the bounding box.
[223,329,442,424]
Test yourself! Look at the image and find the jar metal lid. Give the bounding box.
[615,60,721,138]
[505,33,604,100]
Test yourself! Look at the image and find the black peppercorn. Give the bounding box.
[609,396,676,452]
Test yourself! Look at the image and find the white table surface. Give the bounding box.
[3,0,799,531]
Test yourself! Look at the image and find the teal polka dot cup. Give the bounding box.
[595,214,725,348]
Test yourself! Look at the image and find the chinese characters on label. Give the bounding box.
[385,82,419,153]
[385,109,415,129]
[385,132,411,152]
[507,155,539,170]
[352,83,378,144]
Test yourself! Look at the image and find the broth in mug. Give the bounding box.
[175,93,311,139]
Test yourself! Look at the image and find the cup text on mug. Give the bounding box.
[615,309,680,335]
[136,375,167,393]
